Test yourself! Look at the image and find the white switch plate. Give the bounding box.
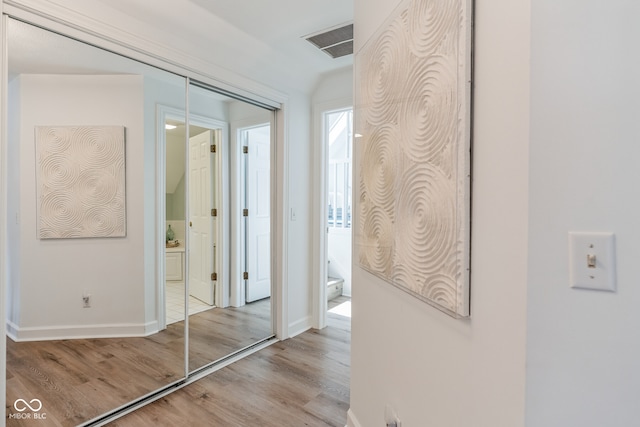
[568,232,616,292]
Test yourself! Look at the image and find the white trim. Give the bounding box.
[183,80,191,378]
[287,316,312,339]
[6,320,158,342]
[346,409,362,427]
[311,98,353,330]
[229,120,244,307]
[274,106,288,339]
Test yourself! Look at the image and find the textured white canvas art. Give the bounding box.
[355,0,472,317]
[36,126,126,239]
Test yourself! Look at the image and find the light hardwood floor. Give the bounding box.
[6,300,273,426]
[109,296,351,427]
[189,298,272,371]
[6,297,351,427]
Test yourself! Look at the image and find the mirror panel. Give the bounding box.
[5,17,186,425]
[186,82,274,372]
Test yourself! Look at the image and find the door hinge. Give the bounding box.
[211,208,217,217]
[211,272,217,281]
[243,208,249,217]
[243,271,248,280]
[210,144,216,153]
[243,146,248,154]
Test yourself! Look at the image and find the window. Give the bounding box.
[325,108,353,229]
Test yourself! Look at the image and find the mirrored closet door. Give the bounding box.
[4,17,189,426]
[5,14,277,426]
[186,82,275,373]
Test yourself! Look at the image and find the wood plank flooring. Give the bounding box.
[108,296,351,427]
[189,298,272,371]
[6,300,275,426]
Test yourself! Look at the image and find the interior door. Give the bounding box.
[189,130,215,305]
[245,125,271,302]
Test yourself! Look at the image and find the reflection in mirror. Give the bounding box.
[186,83,275,372]
[163,117,209,328]
[5,18,187,425]
[166,120,187,223]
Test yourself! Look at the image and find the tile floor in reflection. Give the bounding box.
[165,282,214,324]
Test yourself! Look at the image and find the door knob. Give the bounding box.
[189,221,192,227]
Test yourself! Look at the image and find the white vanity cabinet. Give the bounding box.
[166,249,185,282]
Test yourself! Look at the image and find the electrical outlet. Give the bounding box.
[83,294,91,308]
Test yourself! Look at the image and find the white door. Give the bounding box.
[245,125,271,303]
[189,130,215,305]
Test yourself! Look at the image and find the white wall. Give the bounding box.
[8,74,147,340]
[349,0,530,426]
[312,66,354,106]
[285,90,314,336]
[526,2,640,426]
[6,77,21,327]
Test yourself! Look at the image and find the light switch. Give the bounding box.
[568,232,616,292]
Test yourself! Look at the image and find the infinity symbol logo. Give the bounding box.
[14,398,43,412]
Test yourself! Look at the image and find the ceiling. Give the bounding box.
[94,0,355,92]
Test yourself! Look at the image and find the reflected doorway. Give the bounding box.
[186,82,275,373]
[164,117,225,325]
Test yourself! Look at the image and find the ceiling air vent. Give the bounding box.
[305,23,353,59]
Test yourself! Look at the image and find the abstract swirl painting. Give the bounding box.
[36,126,126,239]
[355,0,472,317]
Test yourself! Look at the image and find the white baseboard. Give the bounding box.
[288,315,312,338]
[144,320,160,335]
[347,408,362,427]
[6,320,158,342]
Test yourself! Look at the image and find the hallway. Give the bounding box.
[109,297,351,426]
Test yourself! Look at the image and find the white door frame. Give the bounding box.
[157,105,230,328]
[311,98,353,329]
